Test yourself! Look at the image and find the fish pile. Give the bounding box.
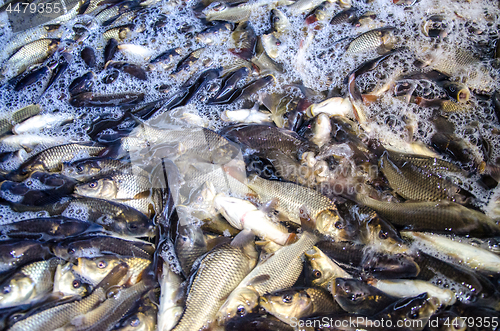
[0,0,499,329]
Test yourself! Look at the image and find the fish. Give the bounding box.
[174,223,208,277]
[13,113,73,135]
[2,39,60,79]
[270,9,289,34]
[216,208,318,324]
[71,256,151,286]
[0,258,59,308]
[0,240,53,275]
[214,194,295,245]
[52,263,91,298]
[61,158,133,182]
[113,296,157,331]
[69,92,145,107]
[80,47,96,68]
[345,27,396,55]
[357,196,500,237]
[330,7,358,25]
[333,278,399,315]
[13,66,50,91]
[260,287,341,325]
[53,235,154,260]
[404,231,500,274]
[304,246,352,290]
[157,262,184,331]
[106,62,148,81]
[379,151,467,203]
[68,72,94,95]
[208,67,250,104]
[171,231,258,331]
[221,104,273,124]
[74,171,152,200]
[7,263,129,331]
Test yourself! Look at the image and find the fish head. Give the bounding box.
[388,293,438,328]
[0,275,34,308]
[363,216,406,253]
[214,194,255,229]
[333,278,376,311]
[75,178,117,200]
[53,263,90,298]
[304,247,335,289]
[362,252,420,279]
[115,311,156,331]
[216,287,260,325]
[259,289,312,322]
[72,256,120,285]
[316,209,355,241]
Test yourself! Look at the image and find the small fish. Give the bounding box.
[80,46,96,68]
[157,262,184,331]
[7,263,128,331]
[214,194,295,245]
[0,240,53,275]
[103,24,135,42]
[260,287,341,325]
[330,7,358,25]
[217,209,318,324]
[221,104,272,124]
[13,113,74,135]
[305,97,353,118]
[72,256,151,286]
[333,278,399,315]
[53,235,154,260]
[69,92,145,107]
[150,48,182,64]
[104,38,119,63]
[2,38,60,79]
[74,171,152,200]
[52,262,90,298]
[68,72,94,95]
[172,231,258,331]
[270,9,289,35]
[304,246,352,290]
[346,27,396,55]
[13,66,50,91]
[117,44,155,61]
[0,258,59,308]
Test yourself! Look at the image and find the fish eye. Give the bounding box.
[312,270,322,279]
[335,221,344,229]
[97,260,107,269]
[130,317,140,327]
[379,230,388,239]
[2,286,10,294]
[72,280,82,288]
[409,311,419,319]
[76,166,84,173]
[89,181,98,188]
[128,223,139,230]
[282,294,293,303]
[236,305,246,316]
[68,248,76,255]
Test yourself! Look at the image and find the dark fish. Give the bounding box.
[80,46,96,67]
[0,240,53,275]
[304,1,330,25]
[69,92,145,107]
[68,72,94,95]
[431,132,481,168]
[438,81,470,103]
[222,124,315,160]
[315,240,364,267]
[106,62,147,81]
[196,22,234,45]
[172,48,204,74]
[53,235,154,260]
[1,217,101,241]
[10,196,154,237]
[209,67,250,104]
[361,252,420,279]
[13,66,49,92]
[149,47,181,64]
[104,38,119,63]
[42,53,70,95]
[11,142,105,178]
[357,196,500,237]
[330,7,358,25]
[333,278,399,315]
[380,151,467,203]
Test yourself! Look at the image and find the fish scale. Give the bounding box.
[172,241,257,331]
[3,38,60,78]
[247,175,335,224]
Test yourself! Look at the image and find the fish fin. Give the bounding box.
[96,262,128,291]
[299,205,316,233]
[245,193,260,205]
[260,198,278,214]
[284,233,297,245]
[70,314,87,327]
[246,274,270,286]
[230,229,255,248]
